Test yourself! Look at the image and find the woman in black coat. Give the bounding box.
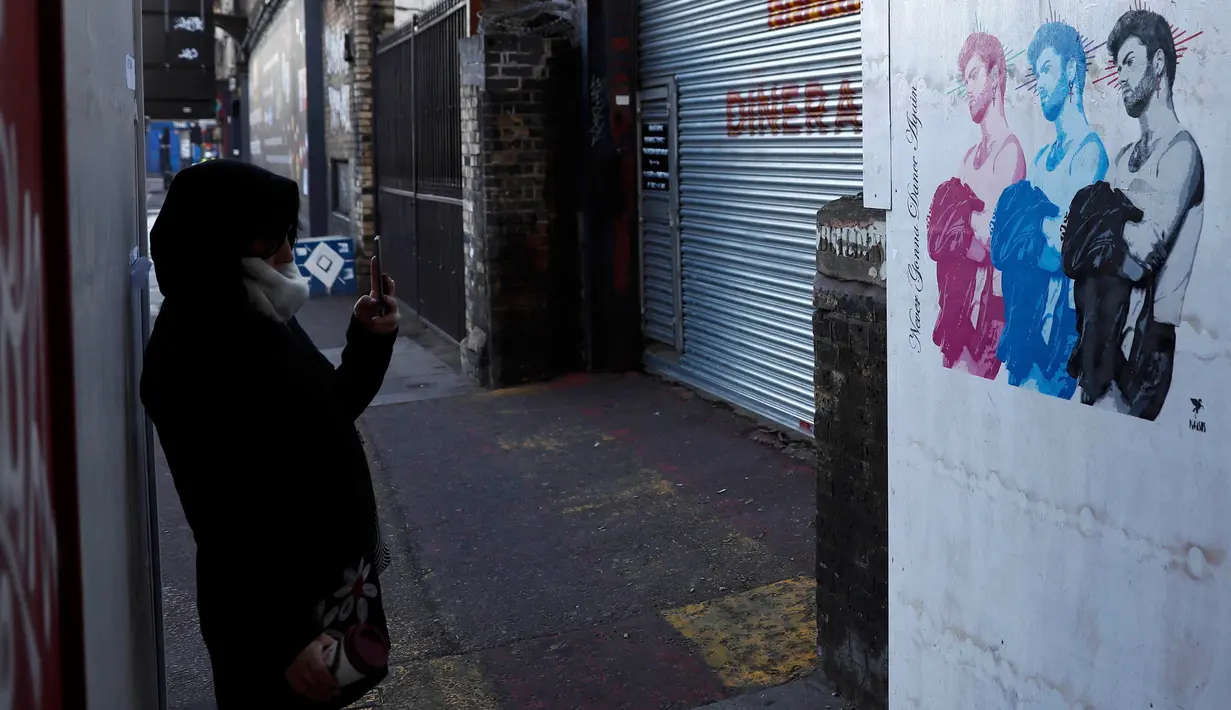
[141,160,397,707]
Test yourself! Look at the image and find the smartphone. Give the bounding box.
[371,235,387,316]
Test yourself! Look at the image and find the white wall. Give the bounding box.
[393,0,442,31]
[63,0,161,707]
[887,0,1229,707]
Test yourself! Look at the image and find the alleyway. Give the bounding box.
[155,295,825,709]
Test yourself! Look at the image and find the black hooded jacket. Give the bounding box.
[140,161,395,706]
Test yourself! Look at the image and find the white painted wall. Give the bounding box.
[393,0,442,31]
[886,0,1230,707]
[63,0,161,706]
[861,0,890,210]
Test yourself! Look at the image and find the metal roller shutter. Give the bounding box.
[638,0,863,435]
[638,88,682,349]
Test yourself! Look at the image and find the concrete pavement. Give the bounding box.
[155,296,823,709]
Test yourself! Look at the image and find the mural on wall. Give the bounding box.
[922,6,1205,421]
[325,22,351,136]
[994,22,1106,399]
[247,0,310,232]
[1066,10,1204,420]
[766,0,861,30]
[927,32,1024,380]
[294,236,357,296]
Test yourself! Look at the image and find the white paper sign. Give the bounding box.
[125,54,136,91]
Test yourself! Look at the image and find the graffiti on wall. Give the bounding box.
[1,2,63,709]
[294,236,357,296]
[726,80,861,136]
[247,0,311,231]
[767,0,861,30]
[325,24,351,135]
[923,7,1206,421]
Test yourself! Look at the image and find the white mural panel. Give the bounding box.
[887,1,1230,706]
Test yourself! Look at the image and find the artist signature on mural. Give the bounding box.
[905,86,925,352]
[1190,398,1206,432]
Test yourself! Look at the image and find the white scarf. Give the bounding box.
[240,257,311,323]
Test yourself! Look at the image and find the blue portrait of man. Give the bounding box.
[991,21,1107,399]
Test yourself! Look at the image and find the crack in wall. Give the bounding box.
[903,438,1224,581]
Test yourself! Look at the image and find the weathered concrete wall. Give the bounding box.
[814,196,888,709]
[888,1,1231,706]
[460,34,582,388]
[63,0,160,706]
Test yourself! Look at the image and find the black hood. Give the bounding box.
[150,160,300,305]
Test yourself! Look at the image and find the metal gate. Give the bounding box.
[638,1,864,435]
[374,0,468,341]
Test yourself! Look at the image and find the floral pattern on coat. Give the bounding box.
[315,558,381,629]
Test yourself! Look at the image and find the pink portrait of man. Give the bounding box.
[927,31,1026,379]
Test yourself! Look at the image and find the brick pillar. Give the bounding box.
[460,36,490,384]
[459,34,582,388]
[350,0,394,292]
[814,195,889,709]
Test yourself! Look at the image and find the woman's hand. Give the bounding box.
[285,634,340,702]
[355,272,399,335]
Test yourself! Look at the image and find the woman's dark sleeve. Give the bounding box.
[332,317,397,420]
[150,373,332,677]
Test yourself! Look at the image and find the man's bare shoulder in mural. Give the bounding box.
[1110,128,1203,202]
[1112,128,1204,272]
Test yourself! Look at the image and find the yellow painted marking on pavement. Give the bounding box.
[379,655,501,709]
[497,434,565,452]
[424,656,501,709]
[559,475,675,514]
[663,577,818,690]
[480,382,551,397]
[343,688,381,708]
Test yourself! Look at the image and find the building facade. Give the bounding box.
[882,0,1229,707]
[230,0,392,282]
[246,0,314,231]
[635,0,865,435]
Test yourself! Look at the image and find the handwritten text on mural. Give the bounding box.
[767,0,861,30]
[726,80,861,137]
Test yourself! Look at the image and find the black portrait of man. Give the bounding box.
[1062,9,1204,421]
